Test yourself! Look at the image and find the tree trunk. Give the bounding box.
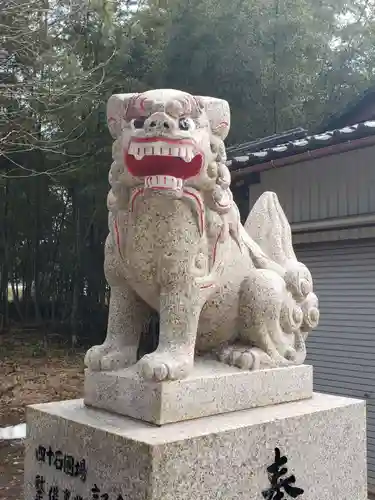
[11,278,23,322]
[0,176,10,331]
[23,238,32,321]
[70,187,81,347]
[32,174,42,323]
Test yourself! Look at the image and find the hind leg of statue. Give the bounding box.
[217,269,294,370]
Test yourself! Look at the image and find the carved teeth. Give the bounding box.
[135,149,144,160]
[128,141,197,162]
[185,149,194,162]
[145,175,183,191]
[179,147,186,160]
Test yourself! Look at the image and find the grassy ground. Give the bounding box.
[0,330,84,500]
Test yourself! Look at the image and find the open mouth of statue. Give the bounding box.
[125,138,203,184]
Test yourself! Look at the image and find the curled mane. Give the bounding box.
[107,138,131,215]
[203,134,234,215]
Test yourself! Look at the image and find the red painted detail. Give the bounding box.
[217,202,231,209]
[216,197,232,209]
[200,283,214,290]
[183,189,204,235]
[139,97,148,112]
[183,187,204,213]
[130,188,144,212]
[124,93,141,121]
[193,96,203,113]
[147,185,177,191]
[212,229,222,265]
[199,229,223,291]
[114,219,123,259]
[126,153,203,180]
[183,95,192,114]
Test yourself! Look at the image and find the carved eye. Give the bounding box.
[179,117,194,131]
[132,118,146,129]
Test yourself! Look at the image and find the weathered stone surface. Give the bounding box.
[84,88,320,383]
[24,393,367,500]
[84,360,313,424]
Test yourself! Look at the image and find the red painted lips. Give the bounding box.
[125,138,203,179]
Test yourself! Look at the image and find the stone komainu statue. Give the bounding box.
[84,89,319,381]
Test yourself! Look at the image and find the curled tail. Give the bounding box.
[242,192,319,363]
[245,191,296,264]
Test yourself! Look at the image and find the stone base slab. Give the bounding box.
[24,393,367,500]
[84,360,313,424]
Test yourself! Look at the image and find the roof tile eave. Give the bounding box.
[227,120,375,172]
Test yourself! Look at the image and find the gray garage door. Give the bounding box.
[296,239,375,491]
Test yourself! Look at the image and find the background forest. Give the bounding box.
[1,0,375,344]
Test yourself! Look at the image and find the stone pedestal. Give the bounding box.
[24,392,367,500]
[84,361,312,424]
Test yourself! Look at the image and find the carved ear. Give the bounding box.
[107,93,137,139]
[196,96,230,140]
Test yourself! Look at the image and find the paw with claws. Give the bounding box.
[217,344,283,371]
[84,344,138,372]
[136,350,194,381]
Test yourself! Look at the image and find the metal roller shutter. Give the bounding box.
[296,239,375,492]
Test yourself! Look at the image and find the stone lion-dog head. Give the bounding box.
[107,88,235,216]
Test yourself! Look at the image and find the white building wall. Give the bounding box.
[248,145,375,223]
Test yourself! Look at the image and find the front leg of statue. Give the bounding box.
[137,284,202,381]
[137,248,203,381]
[85,237,151,371]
